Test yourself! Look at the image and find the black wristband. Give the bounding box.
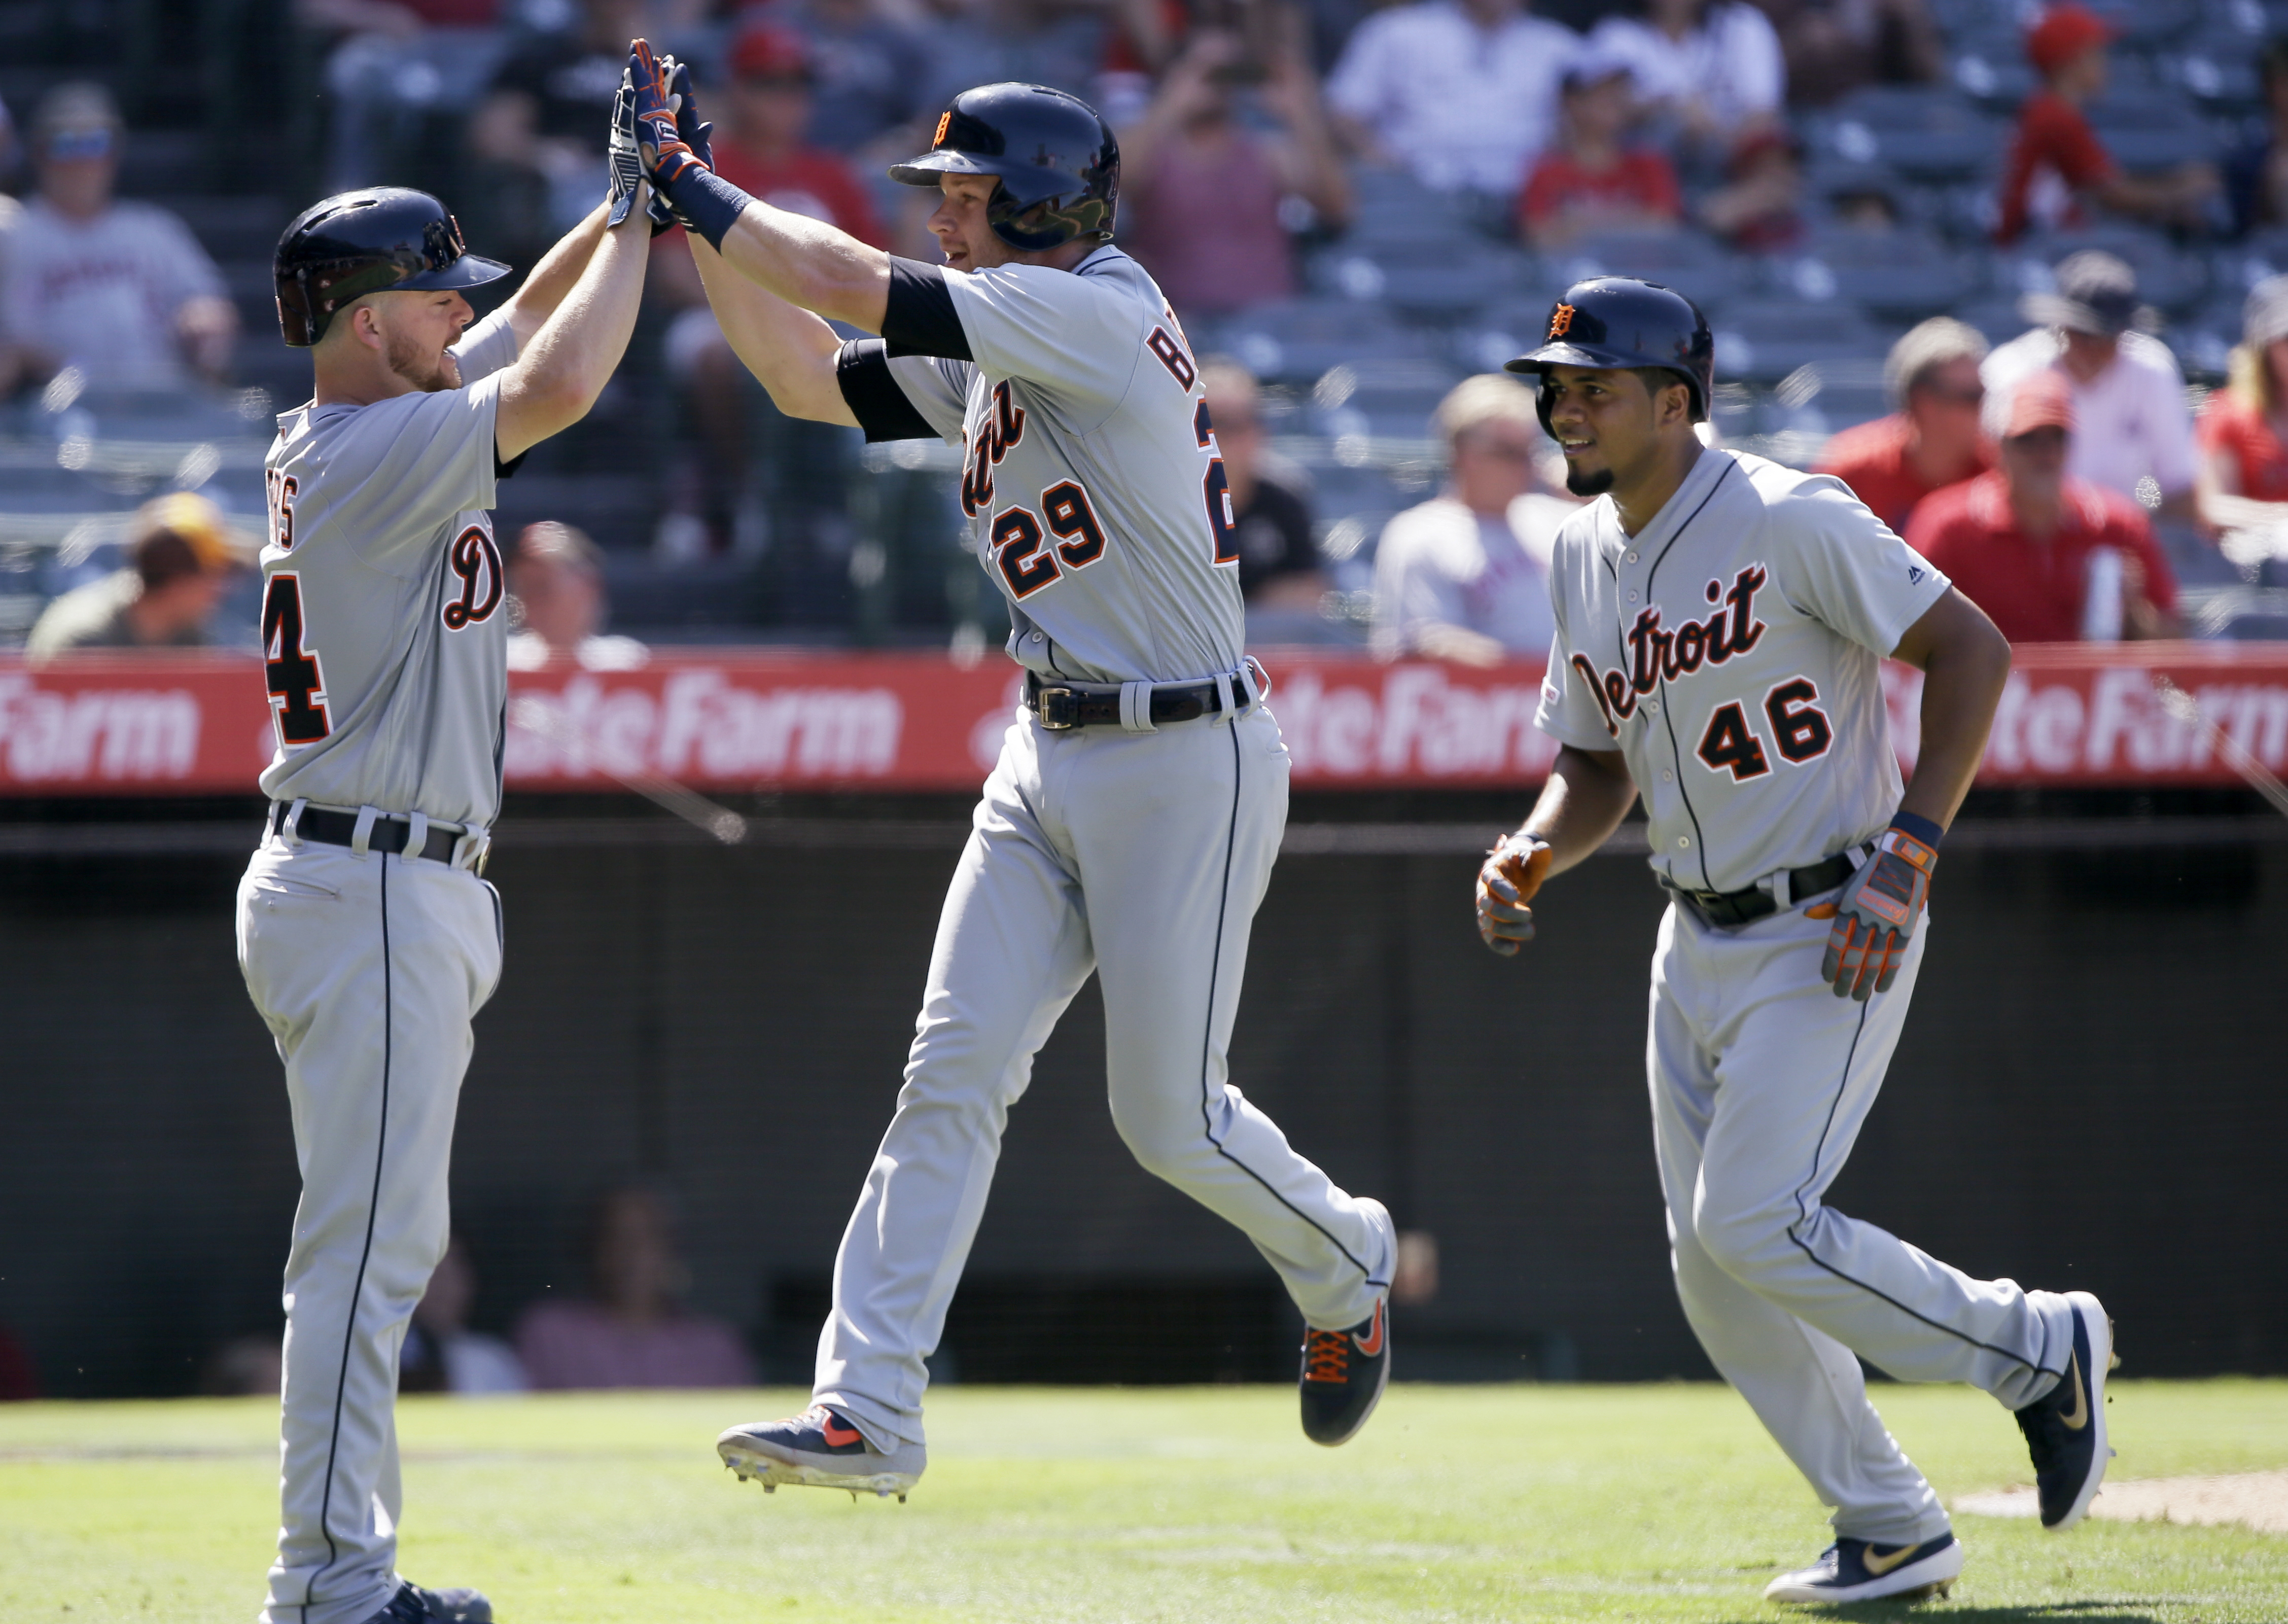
[660,165,751,252]
[1888,810,1944,849]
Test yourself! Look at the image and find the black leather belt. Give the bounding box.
[1024,670,1249,731]
[1663,848,1863,929]
[270,801,463,862]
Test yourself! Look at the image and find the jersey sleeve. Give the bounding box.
[1532,547,1619,751]
[936,261,1146,408]
[448,305,519,384]
[328,375,508,569]
[1768,476,1952,656]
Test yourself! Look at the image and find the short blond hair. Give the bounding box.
[1435,374,1539,450]
[1884,317,1989,407]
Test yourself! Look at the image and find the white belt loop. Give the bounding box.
[280,797,308,849]
[349,804,379,857]
[1117,680,1157,733]
[1770,868,1792,909]
[1212,670,1239,723]
[451,827,491,873]
[404,810,429,861]
[1243,656,1271,704]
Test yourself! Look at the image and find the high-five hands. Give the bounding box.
[1475,832,1553,957]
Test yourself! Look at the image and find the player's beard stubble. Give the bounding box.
[1565,465,1617,498]
[384,325,462,393]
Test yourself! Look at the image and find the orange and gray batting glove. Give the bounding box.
[1476,831,1553,957]
[628,39,708,189]
[1812,818,1939,1001]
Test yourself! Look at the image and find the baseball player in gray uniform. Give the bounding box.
[239,65,656,1623]
[618,53,1395,1496]
[1474,279,2113,1606]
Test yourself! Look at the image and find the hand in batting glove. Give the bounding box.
[1476,832,1553,957]
[1812,822,1938,1000]
[645,56,714,233]
[606,64,646,228]
[628,39,708,191]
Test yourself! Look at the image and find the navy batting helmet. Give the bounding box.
[889,83,1119,252]
[1505,277,1715,432]
[274,187,510,347]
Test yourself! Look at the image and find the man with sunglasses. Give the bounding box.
[1813,317,1992,537]
[0,82,237,393]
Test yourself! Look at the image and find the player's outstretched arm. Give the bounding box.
[688,239,858,427]
[497,202,613,354]
[494,178,651,462]
[1886,586,2011,832]
[1477,745,1636,956]
[628,38,890,332]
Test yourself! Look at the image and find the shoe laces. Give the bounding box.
[1304,1326,1351,1384]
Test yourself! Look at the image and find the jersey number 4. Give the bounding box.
[263,573,331,746]
[1695,677,1834,781]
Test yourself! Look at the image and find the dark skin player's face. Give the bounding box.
[1539,364,1689,498]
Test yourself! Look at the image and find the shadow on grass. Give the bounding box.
[1709,1606,2173,1622]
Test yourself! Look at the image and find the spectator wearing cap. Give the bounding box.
[744,0,933,158]
[1119,22,1351,318]
[1982,251,2200,524]
[0,83,237,394]
[655,27,886,555]
[1517,50,1682,250]
[1814,316,1992,535]
[1586,0,1784,157]
[1200,358,1325,611]
[1371,375,1574,665]
[2196,275,2288,548]
[1993,2,2218,244]
[1909,371,2177,644]
[505,521,648,670]
[2224,37,2288,237]
[1324,0,1579,196]
[27,493,250,659]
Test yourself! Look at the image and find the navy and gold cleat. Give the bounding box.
[1299,1294,1390,1446]
[1764,1532,1964,1605]
[717,1404,925,1499]
[364,1582,492,1623]
[2014,1290,2116,1530]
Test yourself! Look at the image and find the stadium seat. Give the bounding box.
[1707,298,1898,385]
[1310,242,1537,320]
[2087,92,2225,173]
[1200,299,1434,385]
[1545,229,1748,310]
[1815,87,2007,185]
[1305,357,1466,441]
[1784,226,1980,322]
[2011,226,2212,314]
[1767,357,1893,438]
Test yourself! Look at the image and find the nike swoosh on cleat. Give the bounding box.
[2056,1353,2088,1431]
[820,1415,864,1448]
[1862,1542,1923,1577]
[1353,1300,1385,1358]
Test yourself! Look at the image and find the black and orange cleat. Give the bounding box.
[717,1404,926,1500]
[1299,1294,1390,1446]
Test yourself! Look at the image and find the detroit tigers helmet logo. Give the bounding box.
[933,111,953,147]
[1547,304,1576,340]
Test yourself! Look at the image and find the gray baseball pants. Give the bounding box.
[238,829,501,1624]
[815,703,1394,1449]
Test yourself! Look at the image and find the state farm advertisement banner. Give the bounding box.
[2,645,2285,796]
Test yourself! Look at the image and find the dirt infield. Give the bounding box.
[1957,1471,2288,1534]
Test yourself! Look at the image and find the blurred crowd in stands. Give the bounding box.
[5,0,2288,653]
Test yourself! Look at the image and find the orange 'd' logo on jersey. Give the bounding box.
[1572,563,1768,736]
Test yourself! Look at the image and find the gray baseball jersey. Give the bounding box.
[257,309,520,829]
[1535,447,1951,894]
[837,245,1244,685]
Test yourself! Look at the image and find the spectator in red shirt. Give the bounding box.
[1517,51,1683,250]
[1993,3,2216,244]
[657,25,888,554]
[1908,371,2178,643]
[1814,316,1991,535]
[2197,275,2288,571]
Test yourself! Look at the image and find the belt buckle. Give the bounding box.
[1035,686,1080,731]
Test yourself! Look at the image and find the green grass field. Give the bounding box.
[2,1381,2282,1622]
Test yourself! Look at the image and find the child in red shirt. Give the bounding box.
[1517,54,1682,250]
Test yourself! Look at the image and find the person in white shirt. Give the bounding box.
[1588,0,1783,152]
[2,82,237,392]
[399,1235,530,1397]
[1371,374,1575,664]
[1981,249,2199,525]
[1325,0,1579,196]
[504,519,650,670]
